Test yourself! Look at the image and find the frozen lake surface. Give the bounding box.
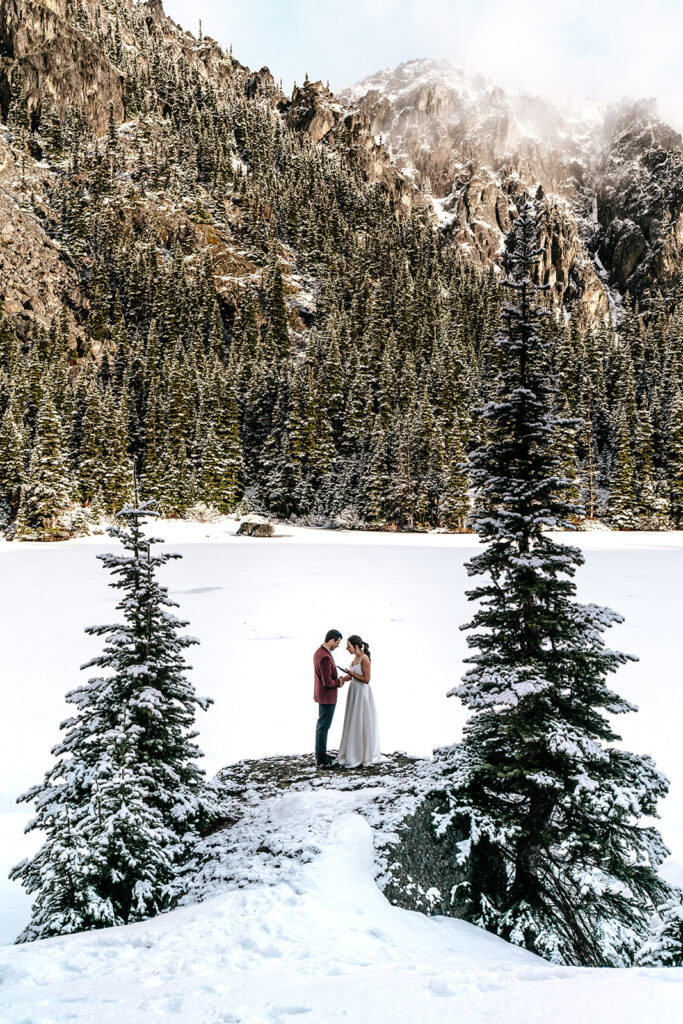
[0,522,682,1021]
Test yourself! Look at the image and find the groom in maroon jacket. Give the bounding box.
[314,629,345,766]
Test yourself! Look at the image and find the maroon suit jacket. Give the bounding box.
[314,644,341,704]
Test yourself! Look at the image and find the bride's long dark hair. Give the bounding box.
[348,634,371,660]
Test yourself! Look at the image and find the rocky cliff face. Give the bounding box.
[341,59,683,313]
[594,102,683,302]
[0,0,125,132]
[0,1,429,343]
[0,0,247,132]
[281,77,417,214]
[0,124,86,343]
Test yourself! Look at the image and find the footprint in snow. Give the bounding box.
[171,586,224,594]
[268,1008,311,1019]
[428,978,457,998]
[152,995,184,1014]
[260,943,283,958]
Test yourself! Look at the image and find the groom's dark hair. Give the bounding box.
[325,629,342,643]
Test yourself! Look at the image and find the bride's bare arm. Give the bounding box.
[348,655,371,684]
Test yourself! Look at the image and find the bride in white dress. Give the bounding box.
[336,634,381,768]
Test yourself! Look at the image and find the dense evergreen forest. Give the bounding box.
[2,0,683,538]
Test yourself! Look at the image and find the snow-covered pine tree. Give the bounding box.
[432,200,671,966]
[665,390,683,527]
[10,500,219,941]
[76,374,106,508]
[100,392,133,515]
[607,408,637,528]
[196,421,239,513]
[0,400,25,520]
[637,890,683,967]
[441,424,469,531]
[323,332,345,444]
[15,392,73,540]
[387,416,416,530]
[362,418,390,526]
[263,261,290,359]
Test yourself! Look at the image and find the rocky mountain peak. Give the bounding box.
[342,58,683,313]
[341,58,606,190]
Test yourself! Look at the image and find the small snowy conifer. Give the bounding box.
[637,890,683,967]
[11,499,219,941]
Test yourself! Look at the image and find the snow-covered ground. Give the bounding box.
[1,521,683,1021]
[2,803,682,1024]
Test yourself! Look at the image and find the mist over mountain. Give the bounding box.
[341,58,683,314]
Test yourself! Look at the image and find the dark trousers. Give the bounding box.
[315,703,336,763]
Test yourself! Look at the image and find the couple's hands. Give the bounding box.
[339,673,353,684]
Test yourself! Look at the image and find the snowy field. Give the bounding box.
[1,521,683,1021]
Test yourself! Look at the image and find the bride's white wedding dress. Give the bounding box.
[336,660,381,768]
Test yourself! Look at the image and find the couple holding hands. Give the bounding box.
[313,629,381,769]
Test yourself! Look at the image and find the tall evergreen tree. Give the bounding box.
[665,390,683,527]
[0,401,25,520]
[16,394,73,540]
[76,376,106,508]
[195,372,243,514]
[263,261,290,359]
[362,418,390,526]
[101,392,133,514]
[441,425,470,531]
[607,409,637,528]
[431,202,671,966]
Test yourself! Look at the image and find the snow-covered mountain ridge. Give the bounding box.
[340,59,683,314]
[342,58,607,166]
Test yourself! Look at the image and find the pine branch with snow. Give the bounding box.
[637,889,683,967]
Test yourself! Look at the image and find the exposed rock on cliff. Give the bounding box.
[0,0,125,132]
[595,102,683,301]
[0,126,84,343]
[283,77,417,214]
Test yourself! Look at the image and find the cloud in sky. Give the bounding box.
[163,0,683,128]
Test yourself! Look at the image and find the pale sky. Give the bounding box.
[163,0,683,129]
